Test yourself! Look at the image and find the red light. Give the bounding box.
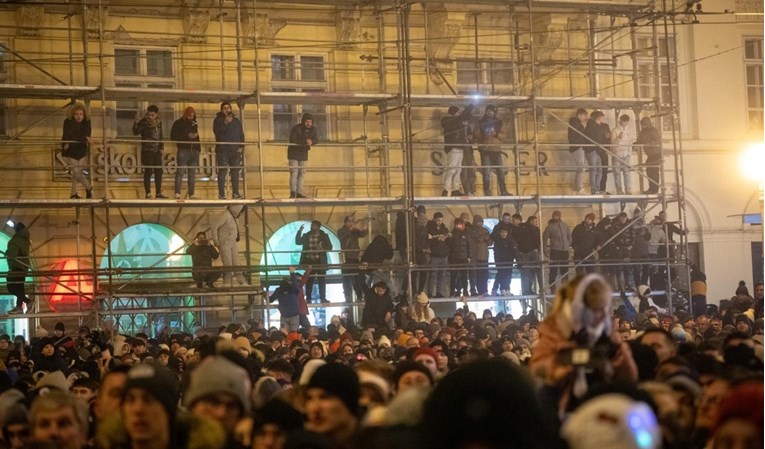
[49,259,94,303]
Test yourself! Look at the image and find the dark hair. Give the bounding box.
[576,108,588,115]
[220,101,232,110]
[619,114,630,122]
[448,106,460,115]
[511,213,522,220]
[590,110,605,119]
[147,105,159,113]
[640,328,673,346]
[433,212,443,219]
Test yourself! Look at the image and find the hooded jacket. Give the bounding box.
[571,221,598,260]
[170,116,201,152]
[211,205,243,246]
[6,226,31,272]
[361,235,394,265]
[467,216,491,261]
[542,218,572,254]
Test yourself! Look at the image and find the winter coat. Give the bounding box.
[269,272,302,318]
[636,124,661,158]
[631,225,651,258]
[213,112,245,152]
[610,123,632,159]
[542,219,572,254]
[467,223,491,261]
[515,222,540,253]
[584,119,610,152]
[296,229,332,266]
[96,410,227,449]
[133,117,163,152]
[475,115,503,151]
[211,206,242,246]
[411,302,436,323]
[361,235,394,265]
[288,121,319,161]
[338,225,368,261]
[568,117,588,153]
[61,118,91,160]
[571,222,598,260]
[441,105,474,151]
[611,220,634,258]
[646,221,666,255]
[6,227,31,272]
[426,221,451,258]
[361,286,394,328]
[493,234,517,264]
[448,228,470,262]
[170,117,201,152]
[186,243,219,268]
[594,219,615,260]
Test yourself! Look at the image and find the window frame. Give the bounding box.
[635,35,679,132]
[744,37,764,133]
[0,43,8,137]
[270,53,328,141]
[455,58,515,95]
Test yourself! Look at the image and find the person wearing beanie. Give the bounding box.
[304,363,360,447]
[393,360,433,394]
[170,105,201,199]
[251,399,304,449]
[413,347,439,379]
[5,221,31,314]
[735,280,749,296]
[213,101,245,200]
[709,382,763,449]
[234,336,253,358]
[412,292,436,323]
[97,363,226,449]
[184,356,252,432]
[287,112,319,198]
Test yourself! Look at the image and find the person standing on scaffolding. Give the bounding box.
[440,104,474,197]
[288,113,319,199]
[213,102,245,200]
[5,222,31,314]
[60,103,93,199]
[133,105,166,199]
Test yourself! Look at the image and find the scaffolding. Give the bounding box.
[0,0,693,334]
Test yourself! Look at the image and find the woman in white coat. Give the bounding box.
[211,204,246,285]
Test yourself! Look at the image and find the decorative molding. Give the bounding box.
[425,4,465,86]
[245,12,286,47]
[736,0,764,22]
[81,6,109,39]
[336,5,362,50]
[536,16,565,61]
[183,9,211,43]
[107,25,180,46]
[16,5,45,37]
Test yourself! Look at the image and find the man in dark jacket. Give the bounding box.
[213,101,245,199]
[171,107,201,200]
[611,212,635,289]
[515,215,542,295]
[338,215,368,302]
[133,104,165,199]
[572,213,598,274]
[476,105,508,196]
[636,116,662,194]
[269,266,303,331]
[595,216,616,286]
[296,221,333,303]
[61,103,93,199]
[441,104,474,197]
[568,108,589,194]
[584,110,611,194]
[360,281,394,329]
[449,218,470,297]
[6,222,31,314]
[288,113,319,198]
[492,227,517,296]
[185,231,219,288]
[427,212,451,297]
[361,234,395,295]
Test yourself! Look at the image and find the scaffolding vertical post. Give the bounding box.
[90,205,100,326]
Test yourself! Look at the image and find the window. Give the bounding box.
[113,47,176,137]
[456,59,515,95]
[744,37,764,132]
[636,36,678,131]
[271,54,327,140]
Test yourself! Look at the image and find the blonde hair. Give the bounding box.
[68,103,89,120]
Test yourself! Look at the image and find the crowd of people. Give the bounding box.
[0,275,762,449]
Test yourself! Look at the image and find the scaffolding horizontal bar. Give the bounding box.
[99,305,249,314]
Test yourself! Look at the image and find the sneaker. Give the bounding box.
[499,190,513,196]
[145,193,153,199]
[441,190,449,197]
[451,190,464,196]
[175,193,182,200]
[7,306,23,315]
[70,194,81,199]
[156,193,168,199]
[296,193,308,199]
[188,195,198,200]
[232,193,243,199]
[320,299,330,304]
[85,188,93,199]
[218,196,226,200]
[616,190,624,195]
[483,190,493,196]
[289,191,296,199]
[573,188,585,195]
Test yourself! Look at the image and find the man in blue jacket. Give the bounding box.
[213,102,245,199]
[269,266,302,332]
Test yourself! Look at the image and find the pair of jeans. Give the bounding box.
[571,148,586,191]
[480,150,507,194]
[414,251,430,294]
[585,150,601,193]
[342,259,366,302]
[428,255,448,296]
[598,150,609,192]
[644,154,661,192]
[612,153,631,193]
[516,249,542,295]
[289,159,306,194]
[443,149,463,192]
[192,267,220,287]
[473,259,489,294]
[141,150,163,195]
[460,149,477,194]
[63,156,91,195]
[175,149,199,196]
[548,249,570,290]
[450,258,468,295]
[305,269,327,303]
[217,149,241,198]
[7,270,27,308]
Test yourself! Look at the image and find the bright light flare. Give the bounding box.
[741,143,765,187]
[6,220,13,227]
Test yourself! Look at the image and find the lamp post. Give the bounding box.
[741,143,765,237]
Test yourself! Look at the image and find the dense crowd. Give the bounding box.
[0,275,762,449]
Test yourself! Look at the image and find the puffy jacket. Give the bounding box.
[426,220,451,258]
[6,227,31,272]
[571,222,598,259]
[542,219,571,254]
[449,228,470,261]
[646,220,667,255]
[211,205,243,245]
[467,221,491,261]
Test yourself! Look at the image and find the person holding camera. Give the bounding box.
[338,215,368,303]
[171,106,201,200]
[61,103,93,199]
[133,105,166,199]
[186,231,220,288]
[295,221,332,303]
[531,273,637,415]
[213,102,245,199]
[287,113,319,198]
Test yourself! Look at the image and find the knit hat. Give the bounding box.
[234,336,252,355]
[414,347,438,364]
[393,361,433,390]
[417,292,429,305]
[183,356,252,413]
[357,370,391,399]
[35,370,68,393]
[301,113,314,123]
[735,281,749,296]
[562,394,661,449]
[298,359,326,386]
[54,322,65,332]
[306,364,360,415]
[254,399,304,433]
[377,335,391,348]
[124,364,180,417]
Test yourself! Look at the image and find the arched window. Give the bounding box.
[260,220,342,328]
[99,223,195,335]
[0,231,30,338]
